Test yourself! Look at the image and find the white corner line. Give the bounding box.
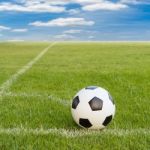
[3,92,70,106]
[0,42,57,96]
[0,127,149,138]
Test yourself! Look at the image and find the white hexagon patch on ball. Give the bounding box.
[71,86,116,129]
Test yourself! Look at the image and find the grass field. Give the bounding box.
[0,42,150,149]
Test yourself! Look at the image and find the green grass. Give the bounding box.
[0,42,150,149]
[0,42,49,85]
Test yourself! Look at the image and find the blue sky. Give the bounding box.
[0,0,150,41]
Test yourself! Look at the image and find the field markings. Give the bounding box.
[0,42,57,97]
[0,127,149,138]
[1,92,150,138]
[3,92,70,106]
[1,43,149,139]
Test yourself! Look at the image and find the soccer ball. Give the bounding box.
[71,86,115,129]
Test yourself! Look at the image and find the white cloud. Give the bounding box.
[11,28,28,32]
[72,0,101,5]
[83,1,128,11]
[0,25,11,30]
[54,34,75,40]
[120,0,150,5]
[120,0,136,4]
[29,18,94,27]
[68,9,80,15]
[0,0,129,14]
[73,0,128,11]
[63,30,82,34]
[21,0,69,6]
[88,36,94,39]
[0,2,65,13]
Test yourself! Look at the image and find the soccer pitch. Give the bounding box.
[0,42,150,149]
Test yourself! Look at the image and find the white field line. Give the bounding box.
[3,92,70,106]
[0,42,57,96]
[0,127,149,138]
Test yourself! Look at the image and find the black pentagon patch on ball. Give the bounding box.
[89,97,103,111]
[79,118,92,128]
[72,96,80,109]
[103,115,112,126]
[108,93,114,104]
[85,86,98,90]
